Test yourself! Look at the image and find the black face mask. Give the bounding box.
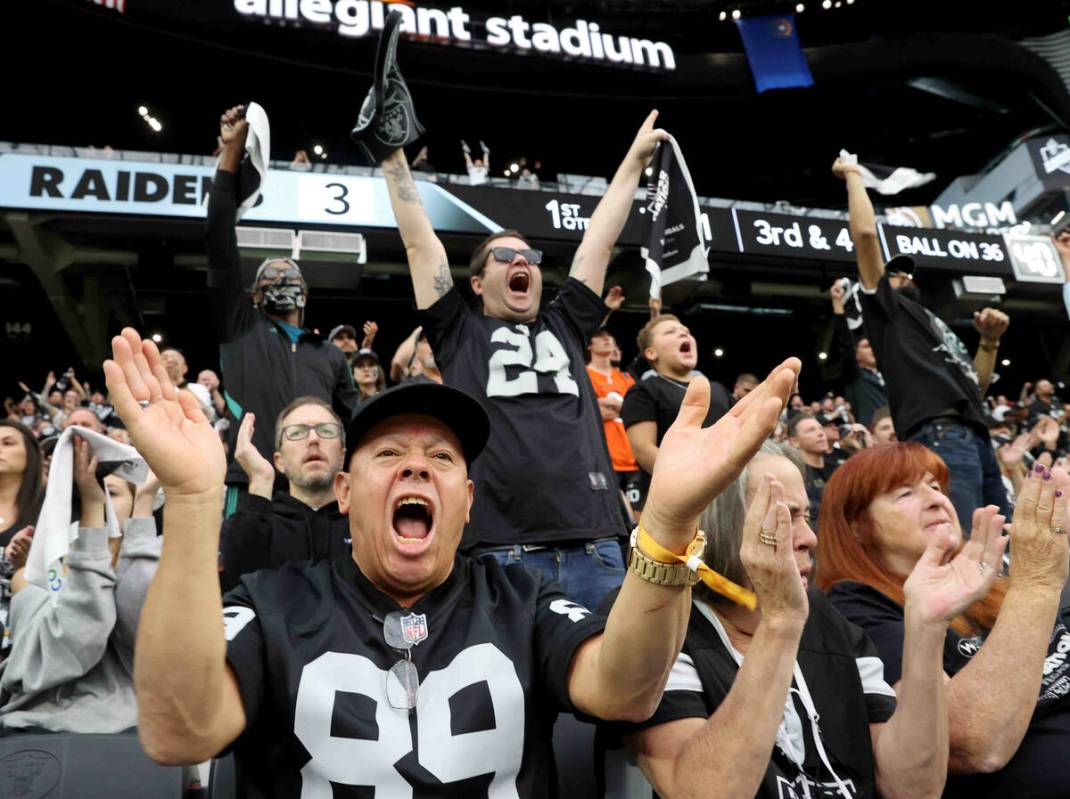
[262,283,307,313]
[894,281,921,303]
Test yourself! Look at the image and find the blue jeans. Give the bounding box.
[910,420,1011,533]
[474,538,626,612]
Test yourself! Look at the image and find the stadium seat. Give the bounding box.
[0,732,184,798]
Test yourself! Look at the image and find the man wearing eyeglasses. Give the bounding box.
[105,327,799,798]
[219,396,351,591]
[379,112,669,610]
[207,105,358,516]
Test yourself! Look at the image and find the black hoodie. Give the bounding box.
[220,492,351,592]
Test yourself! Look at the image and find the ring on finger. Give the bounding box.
[1053,526,1068,535]
[978,561,989,574]
[759,530,778,546]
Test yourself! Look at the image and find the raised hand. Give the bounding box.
[740,476,808,626]
[998,433,1033,468]
[973,307,1009,342]
[73,437,105,505]
[831,155,863,180]
[103,328,226,497]
[604,285,625,312]
[903,506,1007,625]
[362,320,379,349]
[4,526,34,570]
[625,110,670,170]
[1008,464,1070,592]
[643,357,802,550]
[234,413,275,495]
[1035,416,1060,450]
[219,105,249,149]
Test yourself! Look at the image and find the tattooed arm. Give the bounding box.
[382,149,453,309]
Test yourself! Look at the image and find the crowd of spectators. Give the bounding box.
[4,98,1070,799]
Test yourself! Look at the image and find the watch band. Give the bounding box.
[628,528,706,587]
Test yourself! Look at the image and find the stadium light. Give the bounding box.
[718,10,727,20]
[137,105,148,117]
[731,9,741,19]
[714,347,725,358]
[796,3,805,11]
[1001,359,1011,367]
[818,351,828,361]
[312,144,324,155]
[152,333,163,343]
[509,162,520,173]
[822,0,831,7]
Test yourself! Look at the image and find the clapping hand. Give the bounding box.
[903,506,1008,625]
[604,286,625,312]
[4,526,34,570]
[103,328,226,497]
[740,476,808,626]
[643,358,801,551]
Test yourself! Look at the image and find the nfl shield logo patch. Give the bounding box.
[400,612,428,646]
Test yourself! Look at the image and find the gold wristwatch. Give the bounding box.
[628,527,706,587]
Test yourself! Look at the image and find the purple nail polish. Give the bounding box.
[1036,464,1046,474]
[1057,490,1064,498]
[1045,472,1053,481]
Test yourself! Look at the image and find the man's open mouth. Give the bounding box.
[679,340,692,354]
[393,496,434,543]
[508,272,530,293]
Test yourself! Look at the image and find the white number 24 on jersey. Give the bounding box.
[486,327,579,398]
[294,643,525,798]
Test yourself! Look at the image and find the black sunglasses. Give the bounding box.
[489,246,543,266]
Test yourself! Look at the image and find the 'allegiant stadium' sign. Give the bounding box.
[233,0,677,71]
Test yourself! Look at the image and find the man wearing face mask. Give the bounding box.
[833,155,1011,531]
[207,106,358,513]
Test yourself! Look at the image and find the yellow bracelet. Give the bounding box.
[637,519,757,610]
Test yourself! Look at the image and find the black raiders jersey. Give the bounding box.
[420,279,625,549]
[221,553,606,798]
[612,590,896,799]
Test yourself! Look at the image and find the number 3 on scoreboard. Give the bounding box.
[486,327,579,398]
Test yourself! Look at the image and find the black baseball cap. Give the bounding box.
[885,254,915,278]
[344,382,490,466]
[329,324,358,341]
[353,347,381,365]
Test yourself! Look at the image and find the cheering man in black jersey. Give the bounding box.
[381,111,667,609]
[104,327,798,798]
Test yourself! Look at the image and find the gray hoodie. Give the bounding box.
[0,518,161,732]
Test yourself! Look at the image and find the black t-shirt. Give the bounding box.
[421,279,623,549]
[222,554,606,798]
[860,274,987,439]
[804,460,840,526]
[612,590,896,799]
[827,581,1070,799]
[621,374,732,497]
[834,315,887,428]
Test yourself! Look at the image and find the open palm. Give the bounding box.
[903,507,1007,625]
[103,328,226,496]
[644,358,800,549]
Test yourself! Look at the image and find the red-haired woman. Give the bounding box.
[819,442,1070,798]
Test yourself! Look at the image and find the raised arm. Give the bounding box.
[872,508,1008,798]
[628,477,809,799]
[391,325,423,383]
[833,157,885,290]
[381,150,452,310]
[972,308,1009,395]
[943,472,1069,773]
[567,359,800,722]
[569,111,668,295]
[105,328,246,764]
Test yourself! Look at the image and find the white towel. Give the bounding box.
[839,149,935,195]
[23,426,148,600]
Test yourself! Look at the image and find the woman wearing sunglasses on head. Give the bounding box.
[820,443,1070,798]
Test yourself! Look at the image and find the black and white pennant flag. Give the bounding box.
[640,137,710,299]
